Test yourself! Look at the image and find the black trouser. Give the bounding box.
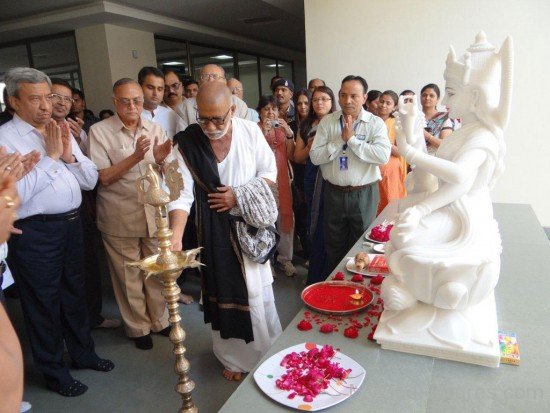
[81,190,106,328]
[8,211,98,388]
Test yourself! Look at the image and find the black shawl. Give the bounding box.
[173,125,253,343]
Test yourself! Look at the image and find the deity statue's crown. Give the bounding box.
[444,31,501,87]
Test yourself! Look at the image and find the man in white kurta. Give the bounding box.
[168,82,281,380]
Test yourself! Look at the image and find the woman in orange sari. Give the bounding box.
[257,95,296,276]
[376,90,406,215]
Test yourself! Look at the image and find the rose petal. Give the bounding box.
[344,326,359,339]
[297,320,313,331]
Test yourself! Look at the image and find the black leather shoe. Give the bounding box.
[134,334,153,350]
[48,379,88,397]
[73,358,115,372]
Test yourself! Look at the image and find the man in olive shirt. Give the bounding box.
[89,78,173,350]
[310,75,391,272]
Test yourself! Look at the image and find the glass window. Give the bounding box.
[237,54,259,109]
[190,44,234,81]
[259,57,277,96]
[277,60,293,85]
[153,37,295,109]
[30,36,80,87]
[155,38,189,80]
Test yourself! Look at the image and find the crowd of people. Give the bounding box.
[0,62,459,409]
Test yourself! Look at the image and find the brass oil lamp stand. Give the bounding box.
[128,162,201,413]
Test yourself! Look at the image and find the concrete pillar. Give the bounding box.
[75,24,157,114]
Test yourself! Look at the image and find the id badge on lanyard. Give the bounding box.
[339,116,359,171]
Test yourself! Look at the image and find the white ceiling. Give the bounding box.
[0,0,305,53]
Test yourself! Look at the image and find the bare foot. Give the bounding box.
[178,293,194,305]
[222,369,242,381]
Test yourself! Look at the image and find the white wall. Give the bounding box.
[305,0,550,225]
[76,24,157,114]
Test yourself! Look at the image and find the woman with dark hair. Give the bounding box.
[257,95,297,277]
[420,83,454,154]
[376,90,406,214]
[292,89,312,132]
[293,86,336,285]
[289,88,312,262]
[364,89,381,113]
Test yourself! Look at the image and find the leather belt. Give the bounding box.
[327,181,372,193]
[19,209,80,222]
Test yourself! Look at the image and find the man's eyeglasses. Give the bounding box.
[312,97,332,103]
[50,93,74,104]
[199,73,225,81]
[114,97,144,106]
[165,82,181,91]
[27,94,55,104]
[229,87,243,93]
[195,107,231,126]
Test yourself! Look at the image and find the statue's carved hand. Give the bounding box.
[395,206,424,243]
[397,95,420,139]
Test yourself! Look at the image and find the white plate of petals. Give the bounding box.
[254,342,365,411]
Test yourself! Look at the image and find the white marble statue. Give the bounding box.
[375,32,513,367]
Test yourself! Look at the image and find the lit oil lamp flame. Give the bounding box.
[350,289,363,305]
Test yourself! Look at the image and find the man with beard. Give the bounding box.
[0,67,112,397]
[309,75,391,273]
[168,82,282,381]
[138,66,184,140]
[162,68,186,119]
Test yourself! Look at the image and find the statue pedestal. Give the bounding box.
[375,293,500,368]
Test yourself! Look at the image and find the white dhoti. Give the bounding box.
[212,256,282,373]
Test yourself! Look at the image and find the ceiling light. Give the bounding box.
[266,64,277,67]
[213,55,232,60]
[163,61,185,66]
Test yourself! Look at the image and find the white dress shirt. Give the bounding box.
[141,105,185,140]
[0,114,98,219]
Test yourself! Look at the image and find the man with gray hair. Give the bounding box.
[0,67,113,397]
[89,78,173,350]
[179,64,249,128]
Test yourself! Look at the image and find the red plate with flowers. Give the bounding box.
[254,342,365,411]
[301,281,373,315]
